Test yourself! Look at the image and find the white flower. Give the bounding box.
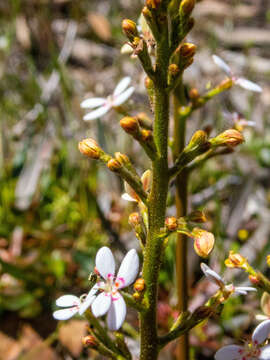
[81,77,135,121]
[215,320,270,360]
[79,246,139,331]
[53,295,82,320]
[201,263,256,296]
[122,169,152,202]
[222,111,256,130]
[212,55,262,93]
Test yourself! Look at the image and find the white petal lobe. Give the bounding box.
[121,193,137,202]
[200,263,224,286]
[83,105,110,121]
[235,78,262,93]
[107,293,126,331]
[113,77,131,96]
[260,345,270,359]
[92,292,112,317]
[56,295,80,307]
[96,246,116,279]
[117,249,139,288]
[252,319,270,345]
[53,308,78,320]
[80,97,106,109]
[215,345,243,360]
[113,87,134,107]
[212,55,232,76]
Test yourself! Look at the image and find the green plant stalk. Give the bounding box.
[173,86,189,360]
[139,25,170,360]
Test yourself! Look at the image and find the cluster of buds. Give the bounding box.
[133,278,146,301]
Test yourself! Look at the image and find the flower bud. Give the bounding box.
[133,291,141,300]
[180,0,195,16]
[188,210,207,223]
[107,159,122,172]
[146,0,161,9]
[249,274,261,286]
[82,335,97,348]
[165,217,178,231]
[267,255,270,267]
[218,78,233,91]
[225,251,248,269]
[169,63,180,76]
[122,19,138,40]
[189,88,199,100]
[179,43,197,58]
[145,76,154,90]
[192,228,215,258]
[188,130,208,149]
[261,292,270,316]
[129,212,140,227]
[211,129,244,147]
[141,169,152,192]
[141,129,153,142]
[134,278,145,292]
[115,152,130,165]
[78,138,100,159]
[120,116,139,134]
[142,6,152,20]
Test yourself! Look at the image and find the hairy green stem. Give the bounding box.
[139,21,170,357]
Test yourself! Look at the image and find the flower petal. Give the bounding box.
[83,105,110,121]
[91,292,112,317]
[56,295,80,307]
[215,345,243,360]
[200,263,224,287]
[124,182,139,201]
[260,345,270,359]
[212,55,232,76]
[112,87,134,107]
[252,319,270,345]
[235,286,257,295]
[121,193,137,202]
[53,307,78,320]
[235,77,262,93]
[141,169,152,192]
[79,285,99,315]
[80,97,106,109]
[117,249,139,289]
[96,246,116,280]
[106,293,126,331]
[113,77,131,96]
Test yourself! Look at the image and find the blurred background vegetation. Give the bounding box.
[0,0,270,359]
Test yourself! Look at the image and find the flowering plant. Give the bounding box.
[52,1,269,359]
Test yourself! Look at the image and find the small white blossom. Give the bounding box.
[223,111,256,130]
[212,55,262,93]
[201,263,256,296]
[81,77,134,121]
[79,247,139,331]
[215,320,270,360]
